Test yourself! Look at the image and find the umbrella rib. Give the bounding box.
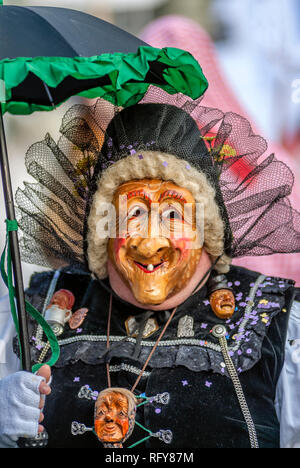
[42,82,55,107]
[25,6,79,57]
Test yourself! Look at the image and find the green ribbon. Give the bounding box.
[128,434,152,448]
[1,219,60,372]
[5,219,18,231]
[128,421,153,448]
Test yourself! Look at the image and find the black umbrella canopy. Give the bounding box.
[0,5,148,58]
[0,5,152,372]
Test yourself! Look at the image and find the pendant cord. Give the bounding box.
[104,258,221,393]
[190,255,221,295]
[106,293,113,388]
[130,306,177,393]
[106,293,177,394]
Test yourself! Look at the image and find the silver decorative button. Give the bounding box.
[211,324,227,338]
[177,315,195,338]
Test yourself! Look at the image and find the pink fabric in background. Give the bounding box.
[140,15,300,285]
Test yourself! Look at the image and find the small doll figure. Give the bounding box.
[94,388,137,448]
[44,289,75,336]
[208,274,235,320]
[48,289,75,310]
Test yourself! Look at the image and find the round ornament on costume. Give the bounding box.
[69,308,88,330]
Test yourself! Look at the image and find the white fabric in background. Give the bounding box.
[0,295,20,379]
[275,300,300,448]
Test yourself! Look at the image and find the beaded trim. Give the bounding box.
[58,334,221,350]
[228,274,266,352]
[109,363,151,377]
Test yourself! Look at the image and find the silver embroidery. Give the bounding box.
[151,392,170,405]
[109,363,151,377]
[78,385,99,400]
[153,429,173,444]
[177,315,195,337]
[58,276,266,355]
[71,421,93,436]
[143,318,159,338]
[126,316,159,338]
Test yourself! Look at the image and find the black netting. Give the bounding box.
[16,86,300,270]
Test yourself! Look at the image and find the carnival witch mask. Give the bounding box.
[107,178,202,305]
[210,289,235,319]
[206,274,235,319]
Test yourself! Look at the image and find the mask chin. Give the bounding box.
[108,243,203,307]
[113,251,200,306]
[107,250,212,311]
[130,281,170,305]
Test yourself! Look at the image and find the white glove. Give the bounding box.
[0,368,50,448]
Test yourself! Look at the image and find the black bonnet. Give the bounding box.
[85,103,233,258]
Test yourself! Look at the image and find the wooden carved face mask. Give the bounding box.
[94,389,136,446]
[108,179,202,305]
[209,289,235,319]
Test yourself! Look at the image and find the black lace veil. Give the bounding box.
[15,86,300,271]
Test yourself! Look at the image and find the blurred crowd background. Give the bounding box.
[1,0,300,298]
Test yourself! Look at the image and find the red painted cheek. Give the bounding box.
[170,237,191,260]
[117,418,129,437]
[94,419,104,439]
[114,238,126,262]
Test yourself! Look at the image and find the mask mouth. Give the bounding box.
[134,260,165,273]
[220,303,233,309]
[103,423,119,432]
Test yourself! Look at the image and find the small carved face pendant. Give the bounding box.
[210,288,235,319]
[94,389,136,445]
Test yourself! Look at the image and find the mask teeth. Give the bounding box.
[147,264,154,271]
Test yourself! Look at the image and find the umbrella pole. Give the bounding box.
[0,106,31,371]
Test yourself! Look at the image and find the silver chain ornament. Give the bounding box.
[212,325,259,449]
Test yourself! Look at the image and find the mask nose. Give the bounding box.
[131,237,169,259]
[105,409,116,423]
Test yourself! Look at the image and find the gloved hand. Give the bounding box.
[0,365,51,448]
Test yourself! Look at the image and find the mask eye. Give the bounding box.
[128,205,147,219]
[161,207,182,221]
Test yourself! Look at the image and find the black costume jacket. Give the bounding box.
[22,265,295,448]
